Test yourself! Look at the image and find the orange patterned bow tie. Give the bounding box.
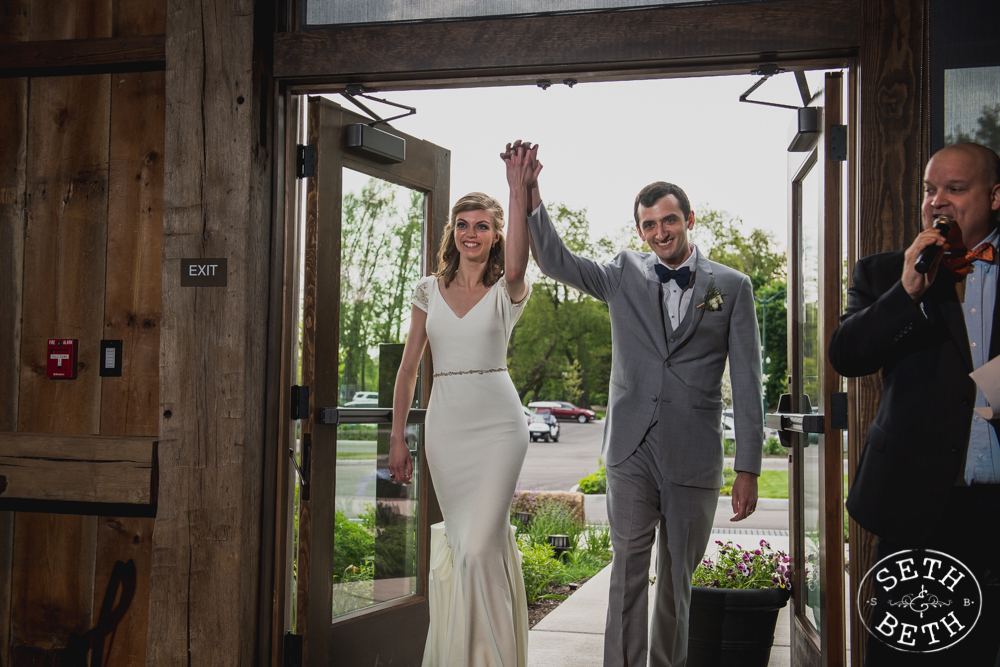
[943,242,995,276]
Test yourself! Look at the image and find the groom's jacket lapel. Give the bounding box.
[645,254,669,358]
[671,253,715,352]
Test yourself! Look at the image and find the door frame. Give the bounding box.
[259,3,928,665]
[785,71,847,667]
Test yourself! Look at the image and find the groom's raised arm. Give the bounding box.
[527,202,623,303]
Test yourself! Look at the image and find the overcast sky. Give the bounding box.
[335,70,834,255]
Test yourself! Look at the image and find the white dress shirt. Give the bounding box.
[659,244,699,329]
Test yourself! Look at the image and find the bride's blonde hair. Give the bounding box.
[435,193,506,288]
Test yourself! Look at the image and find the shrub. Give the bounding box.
[333,509,374,582]
[583,522,612,561]
[522,500,584,550]
[577,460,607,494]
[520,541,564,603]
[764,436,784,456]
[723,438,736,456]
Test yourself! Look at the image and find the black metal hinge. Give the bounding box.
[296,144,316,178]
[291,385,309,420]
[829,125,848,162]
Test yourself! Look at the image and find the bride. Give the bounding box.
[388,141,541,666]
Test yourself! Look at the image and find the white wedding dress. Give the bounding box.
[412,275,531,667]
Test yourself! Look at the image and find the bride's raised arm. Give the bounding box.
[501,141,541,303]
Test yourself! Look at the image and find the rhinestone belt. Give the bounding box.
[433,366,507,378]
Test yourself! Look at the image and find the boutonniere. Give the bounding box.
[697,286,725,312]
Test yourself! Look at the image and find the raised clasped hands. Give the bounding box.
[501,140,542,192]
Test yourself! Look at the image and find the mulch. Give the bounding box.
[527,577,593,629]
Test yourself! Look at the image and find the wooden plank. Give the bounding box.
[0,77,27,433]
[101,70,164,438]
[89,515,155,667]
[8,512,98,664]
[27,0,112,40]
[0,0,29,41]
[0,35,166,75]
[274,0,860,81]
[114,0,167,36]
[147,0,272,663]
[0,432,156,504]
[0,510,13,667]
[852,1,927,664]
[18,74,111,436]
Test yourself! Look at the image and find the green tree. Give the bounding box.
[339,179,424,402]
[508,204,615,406]
[946,103,1000,155]
[693,208,788,409]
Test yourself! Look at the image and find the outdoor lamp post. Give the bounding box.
[754,289,786,413]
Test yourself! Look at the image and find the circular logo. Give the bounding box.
[858,549,981,653]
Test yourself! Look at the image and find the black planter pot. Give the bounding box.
[687,585,791,667]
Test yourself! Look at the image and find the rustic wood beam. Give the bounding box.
[0,35,165,77]
[0,432,157,505]
[274,0,860,83]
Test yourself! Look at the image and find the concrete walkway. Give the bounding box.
[531,494,793,666]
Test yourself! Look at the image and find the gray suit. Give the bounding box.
[528,203,763,666]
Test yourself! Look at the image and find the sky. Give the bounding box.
[333,69,833,254]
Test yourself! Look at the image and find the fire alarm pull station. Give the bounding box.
[47,339,78,379]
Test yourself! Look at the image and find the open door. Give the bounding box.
[768,71,848,667]
[291,96,449,666]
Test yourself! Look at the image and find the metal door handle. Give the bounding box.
[317,407,427,425]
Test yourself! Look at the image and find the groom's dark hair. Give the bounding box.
[633,182,691,226]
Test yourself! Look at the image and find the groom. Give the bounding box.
[526,177,764,666]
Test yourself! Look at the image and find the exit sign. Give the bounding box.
[181,258,227,287]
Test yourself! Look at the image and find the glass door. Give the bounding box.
[768,71,848,667]
[292,95,450,666]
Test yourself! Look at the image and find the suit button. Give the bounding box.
[651,396,658,402]
[962,399,971,407]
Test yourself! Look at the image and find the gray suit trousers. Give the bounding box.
[604,427,718,667]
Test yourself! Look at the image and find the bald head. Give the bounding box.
[934,142,1000,186]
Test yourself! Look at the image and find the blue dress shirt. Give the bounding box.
[964,228,1000,484]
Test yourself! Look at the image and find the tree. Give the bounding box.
[946,103,1000,155]
[693,208,788,409]
[338,179,424,402]
[508,204,616,406]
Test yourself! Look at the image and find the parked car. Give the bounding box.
[722,408,735,440]
[528,400,596,423]
[522,406,533,426]
[344,391,379,407]
[528,408,560,442]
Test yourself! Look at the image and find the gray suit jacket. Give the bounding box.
[529,203,764,488]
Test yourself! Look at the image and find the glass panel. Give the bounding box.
[944,66,1000,154]
[305,0,755,27]
[332,169,426,620]
[799,161,822,632]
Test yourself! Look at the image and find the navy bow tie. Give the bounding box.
[654,264,692,290]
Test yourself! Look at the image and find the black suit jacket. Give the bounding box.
[829,250,1000,542]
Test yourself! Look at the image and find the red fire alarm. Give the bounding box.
[47,339,78,379]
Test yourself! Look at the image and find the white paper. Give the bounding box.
[970,355,1000,419]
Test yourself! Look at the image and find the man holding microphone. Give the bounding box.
[830,142,1000,664]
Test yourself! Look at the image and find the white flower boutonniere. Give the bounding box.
[697,286,725,312]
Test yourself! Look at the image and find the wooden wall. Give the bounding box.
[0,0,165,665]
[852,0,929,664]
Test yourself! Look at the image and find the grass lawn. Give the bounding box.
[722,468,788,499]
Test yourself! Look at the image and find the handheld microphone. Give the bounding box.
[914,215,955,274]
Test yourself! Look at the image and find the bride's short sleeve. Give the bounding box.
[412,276,433,313]
[498,276,532,336]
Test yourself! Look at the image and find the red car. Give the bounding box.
[528,401,596,423]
